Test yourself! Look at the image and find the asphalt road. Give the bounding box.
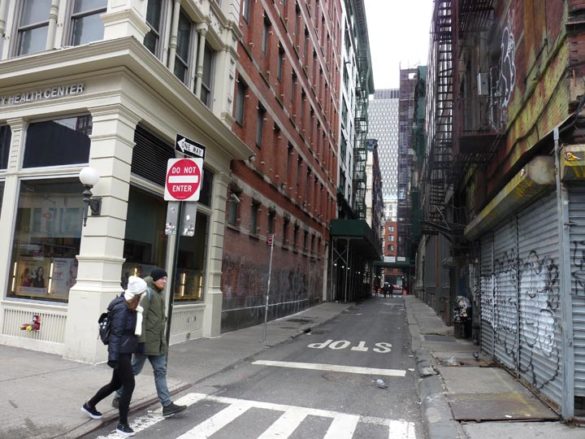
[86,296,422,438]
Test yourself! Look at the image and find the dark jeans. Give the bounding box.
[89,353,135,424]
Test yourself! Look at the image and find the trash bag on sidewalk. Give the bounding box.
[453,296,471,322]
[453,296,472,338]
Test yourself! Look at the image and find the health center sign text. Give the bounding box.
[0,83,85,106]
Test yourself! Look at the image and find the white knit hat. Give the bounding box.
[124,276,147,300]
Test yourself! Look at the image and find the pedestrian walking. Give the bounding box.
[113,268,186,418]
[81,276,147,437]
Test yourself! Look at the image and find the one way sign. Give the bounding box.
[176,134,206,159]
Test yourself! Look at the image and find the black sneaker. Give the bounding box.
[162,402,187,418]
[112,396,119,409]
[116,423,135,437]
[81,402,102,420]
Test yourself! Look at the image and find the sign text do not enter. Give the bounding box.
[164,158,203,202]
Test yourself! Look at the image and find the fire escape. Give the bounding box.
[423,0,454,237]
[353,50,369,220]
[422,0,499,242]
[454,0,499,180]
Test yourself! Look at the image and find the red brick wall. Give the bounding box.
[222,0,342,330]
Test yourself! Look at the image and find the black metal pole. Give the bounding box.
[165,201,182,363]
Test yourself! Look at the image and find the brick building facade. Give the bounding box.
[382,219,400,284]
[221,0,342,330]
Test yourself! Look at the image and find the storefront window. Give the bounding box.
[0,125,10,169]
[175,212,208,302]
[122,187,168,285]
[9,178,84,302]
[23,115,91,168]
[199,168,213,207]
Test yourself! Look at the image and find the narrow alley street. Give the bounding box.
[83,296,421,439]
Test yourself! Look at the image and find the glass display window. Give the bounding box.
[122,186,168,286]
[174,212,208,302]
[9,178,84,302]
[121,186,208,302]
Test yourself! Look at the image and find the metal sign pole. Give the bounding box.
[263,235,274,343]
[165,201,182,360]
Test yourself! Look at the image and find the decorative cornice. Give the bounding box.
[0,37,254,161]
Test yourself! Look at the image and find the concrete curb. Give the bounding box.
[405,297,463,439]
[66,382,192,439]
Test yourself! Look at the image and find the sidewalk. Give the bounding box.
[404,295,584,439]
[0,302,351,439]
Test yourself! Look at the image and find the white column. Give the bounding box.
[167,0,182,73]
[221,0,242,25]
[0,0,7,38]
[0,0,17,59]
[102,0,149,42]
[194,24,208,98]
[213,43,239,122]
[63,105,140,364]
[45,0,59,50]
[202,172,229,337]
[0,119,27,307]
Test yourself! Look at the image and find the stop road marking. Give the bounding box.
[308,339,392,353]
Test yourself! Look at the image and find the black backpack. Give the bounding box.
[98,311,111,345]
[98,293,123,345]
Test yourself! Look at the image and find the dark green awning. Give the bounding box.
[329,219,381,260]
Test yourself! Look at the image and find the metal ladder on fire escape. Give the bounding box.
[353,50,369,220]
[427,0,453,229]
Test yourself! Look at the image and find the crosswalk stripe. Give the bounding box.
[388,419,416,439]
[176,401,251,439]
[252,360,407,377]
[257,407,309,439]
[323,414,360,439]
[95,392,417,439]
[95,393,206,439]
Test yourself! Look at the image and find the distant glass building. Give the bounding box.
[368,89,400,202]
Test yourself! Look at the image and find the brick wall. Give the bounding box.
[221,0,342,331]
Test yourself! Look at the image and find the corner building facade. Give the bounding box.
[222,0,341,330]
[0,0,252,363]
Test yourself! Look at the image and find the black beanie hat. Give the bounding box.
[151,268,168,282]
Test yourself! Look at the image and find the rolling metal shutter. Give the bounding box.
[480,233,495,358]
[517,193,562,405]
[492,218,519,370]
[569,187,585,399]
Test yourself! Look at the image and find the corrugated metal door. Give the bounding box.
[569,187,585,399]
[480,234,495,358]
[492,218,519,370]
[517,193,562,405]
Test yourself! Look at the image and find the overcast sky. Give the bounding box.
[364,0,434,90]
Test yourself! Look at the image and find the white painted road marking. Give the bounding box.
[177,401,251,438]
[323,413,360,439]
[96,392,417,438]
[257,407,308,439]
[95,393,206,438]
[252,360,407,377]
[307,339,393,353]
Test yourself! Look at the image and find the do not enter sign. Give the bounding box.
[164,158,203,201]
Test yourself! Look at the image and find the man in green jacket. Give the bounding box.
[113,268,186,418]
